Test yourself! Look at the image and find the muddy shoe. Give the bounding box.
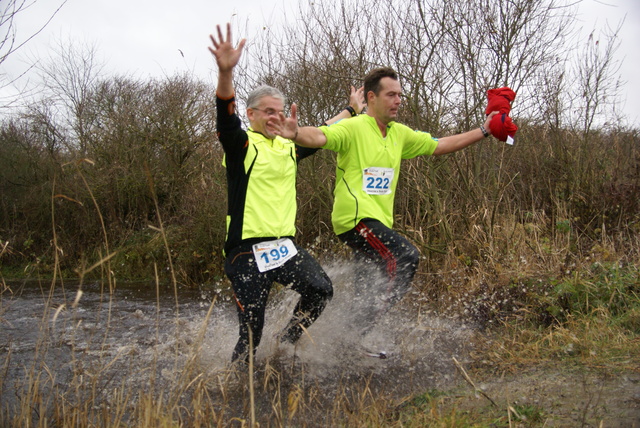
[219,359,250,390]
[279,313,309,344]
[279,324,303,344]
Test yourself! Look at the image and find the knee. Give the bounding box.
[302,276,333,302]
[393,244,419,284]
[399,243,420,267]
[320,277,334,300]
[310,271,333,300]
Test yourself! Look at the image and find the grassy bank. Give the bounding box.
[1,212,638,427]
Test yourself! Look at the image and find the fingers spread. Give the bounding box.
[216,24,224,42]
[225,22,232,42]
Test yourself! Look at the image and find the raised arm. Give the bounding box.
[432,111,498,155]
[208,23,246,98]
[324,86,365,125]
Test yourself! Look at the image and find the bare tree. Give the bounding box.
[35,38,104,155]
[571,24,624,135]
[240,0,629,257]
[0,0,67,106]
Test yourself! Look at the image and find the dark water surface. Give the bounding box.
[1,263,476,424]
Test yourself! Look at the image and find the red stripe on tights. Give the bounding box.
[355,222,397,281]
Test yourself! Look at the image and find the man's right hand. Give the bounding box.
[274,103,300,141]
[208,23,246,72]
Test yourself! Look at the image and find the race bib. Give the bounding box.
[363,167,394,195]
[252,238,298,272]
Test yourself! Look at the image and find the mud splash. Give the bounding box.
[0,261,476,423]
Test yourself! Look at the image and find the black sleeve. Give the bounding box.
[216,95,248,159]
[295,145,320,162]
[295,118,335,162]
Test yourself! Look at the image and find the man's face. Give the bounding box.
[247,96,284,139]
[368,77,402,124]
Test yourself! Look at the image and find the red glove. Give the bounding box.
[486,87,518,142]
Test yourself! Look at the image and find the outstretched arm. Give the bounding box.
[208,23,246,98]
[274,86,365,148]
[273,104,328,148]
[433,111,498,155]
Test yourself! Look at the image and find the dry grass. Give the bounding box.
[1,207,638,427]
[1,112,639,426]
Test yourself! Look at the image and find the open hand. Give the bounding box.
[350,85,366,114]
[271,103,300,140]
[208,23,246,72]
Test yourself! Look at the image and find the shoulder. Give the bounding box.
[276,135,296,147]
[324,114,373,133]
[388,121,414,134]
[390,122,435,140]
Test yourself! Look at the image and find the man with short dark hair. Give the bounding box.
[275,66,498,327]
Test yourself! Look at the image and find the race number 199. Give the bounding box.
[252,238,298,272]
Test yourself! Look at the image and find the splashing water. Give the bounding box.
[0,262,476,420]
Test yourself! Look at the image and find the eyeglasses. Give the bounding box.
[251,108,284,117]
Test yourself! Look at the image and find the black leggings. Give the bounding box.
[224,241,333,362]
[338,219,419,318]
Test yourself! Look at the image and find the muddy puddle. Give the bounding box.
[0,261,477,423]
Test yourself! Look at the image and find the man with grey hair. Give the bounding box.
[209,23,363,363]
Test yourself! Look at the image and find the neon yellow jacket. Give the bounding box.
[320,114,438,235]
[217,95,316,253]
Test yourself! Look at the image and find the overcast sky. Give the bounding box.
[2,0,639,125]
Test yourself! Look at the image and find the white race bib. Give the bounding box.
[363,167,394,195]
[252,238,298,272]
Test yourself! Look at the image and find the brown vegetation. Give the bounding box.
[0,0,639,425]
[1,0,637,286]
